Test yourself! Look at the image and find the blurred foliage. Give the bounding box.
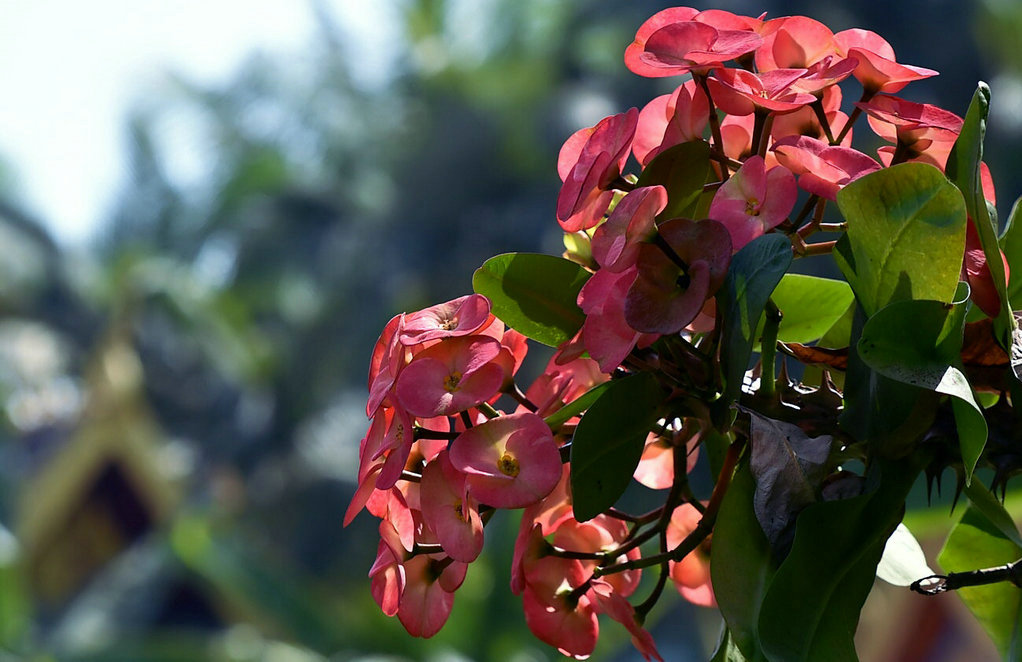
[0,0,1016,660]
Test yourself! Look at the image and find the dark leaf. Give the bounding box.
[712,459,773,661]
[635,140,711,220]
[747,411,832,550]
[758,458,921,662]
[717,234,792,406]
[569,372,666,521]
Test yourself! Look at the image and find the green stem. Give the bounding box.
[759,299,782,400]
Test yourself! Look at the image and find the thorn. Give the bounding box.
[950,467,966,514]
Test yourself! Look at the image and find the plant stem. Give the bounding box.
[759,299,781,400]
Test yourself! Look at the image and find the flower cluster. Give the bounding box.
[349,5,1012,660]
[347,289,707,659]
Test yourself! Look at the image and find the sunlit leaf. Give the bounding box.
[938,497,1022,658]
[835,162,967,316]
[947,82,1015,345]
[473,252,590,347]
[770,274,854,344]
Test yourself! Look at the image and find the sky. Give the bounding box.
[0,0,389,247]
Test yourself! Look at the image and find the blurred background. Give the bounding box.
[0,0,1020,660]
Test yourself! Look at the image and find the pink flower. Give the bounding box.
[369,542,404,617]
[772,135,881,200]
[351,405,418,496]
[666,503,716,607]
[420,450,484,562]
[770,85,851,146]
[625,218,732,335]
[557,109,638,231]
[590,581,664,662]
[396,554,461,638]
[591,185,668,271]
[624,7,700,78]
[399,294,493,346]
[707,68,817,116]
[857,94,962,168]
[625,8,763,78]
[835,29,937,94]
[367,313,408,415]
[962,220,1011,318]
[631,21,762,78]
[754,15,840,71]
[394,335,505,417]
[633,427,701,490]
[577,266,658,372]
[449,411,562,508]
[522,585,599,660]
[633,80,709,165]
[524,355,608,419]
[708,155,796,251]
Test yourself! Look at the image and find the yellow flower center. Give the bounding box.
[443,371,463,392]
[498,452,520,477]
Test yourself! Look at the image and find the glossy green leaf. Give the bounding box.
[569,372,666,521]
[947,83,1014,344]
[938,498,1022,658]
[712,460,773,661]
[758,459,920,662]
[835,162,967,316]
[857,294,987,482]
[718,233,792,405]
[635,140,711,219]
[770,274,854,344]
[963,481,1022,548]
[1000,195,1022,311]
[472,252,590,347]
[542,381,610,430]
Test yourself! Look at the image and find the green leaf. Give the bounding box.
[542,381,610,430]
[938,499,1022,658]
[835,162,967,316]
[712,628,752,662]
[717,233,792,406]
[758,458,921,662]
[472,252,590,347]
[770,274,854,344]
[569,372,666,521]
[712,460,773,661]
[947,83,1015,344]
[857,294,987,482]
[635,140,711,219]
[1000,195,1022,311]
[963,481,1022,548]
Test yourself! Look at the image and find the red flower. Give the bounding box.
[557,108,638,231]
[707,68,817,116]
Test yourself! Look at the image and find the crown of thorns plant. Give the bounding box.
[346,6,1022,660]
